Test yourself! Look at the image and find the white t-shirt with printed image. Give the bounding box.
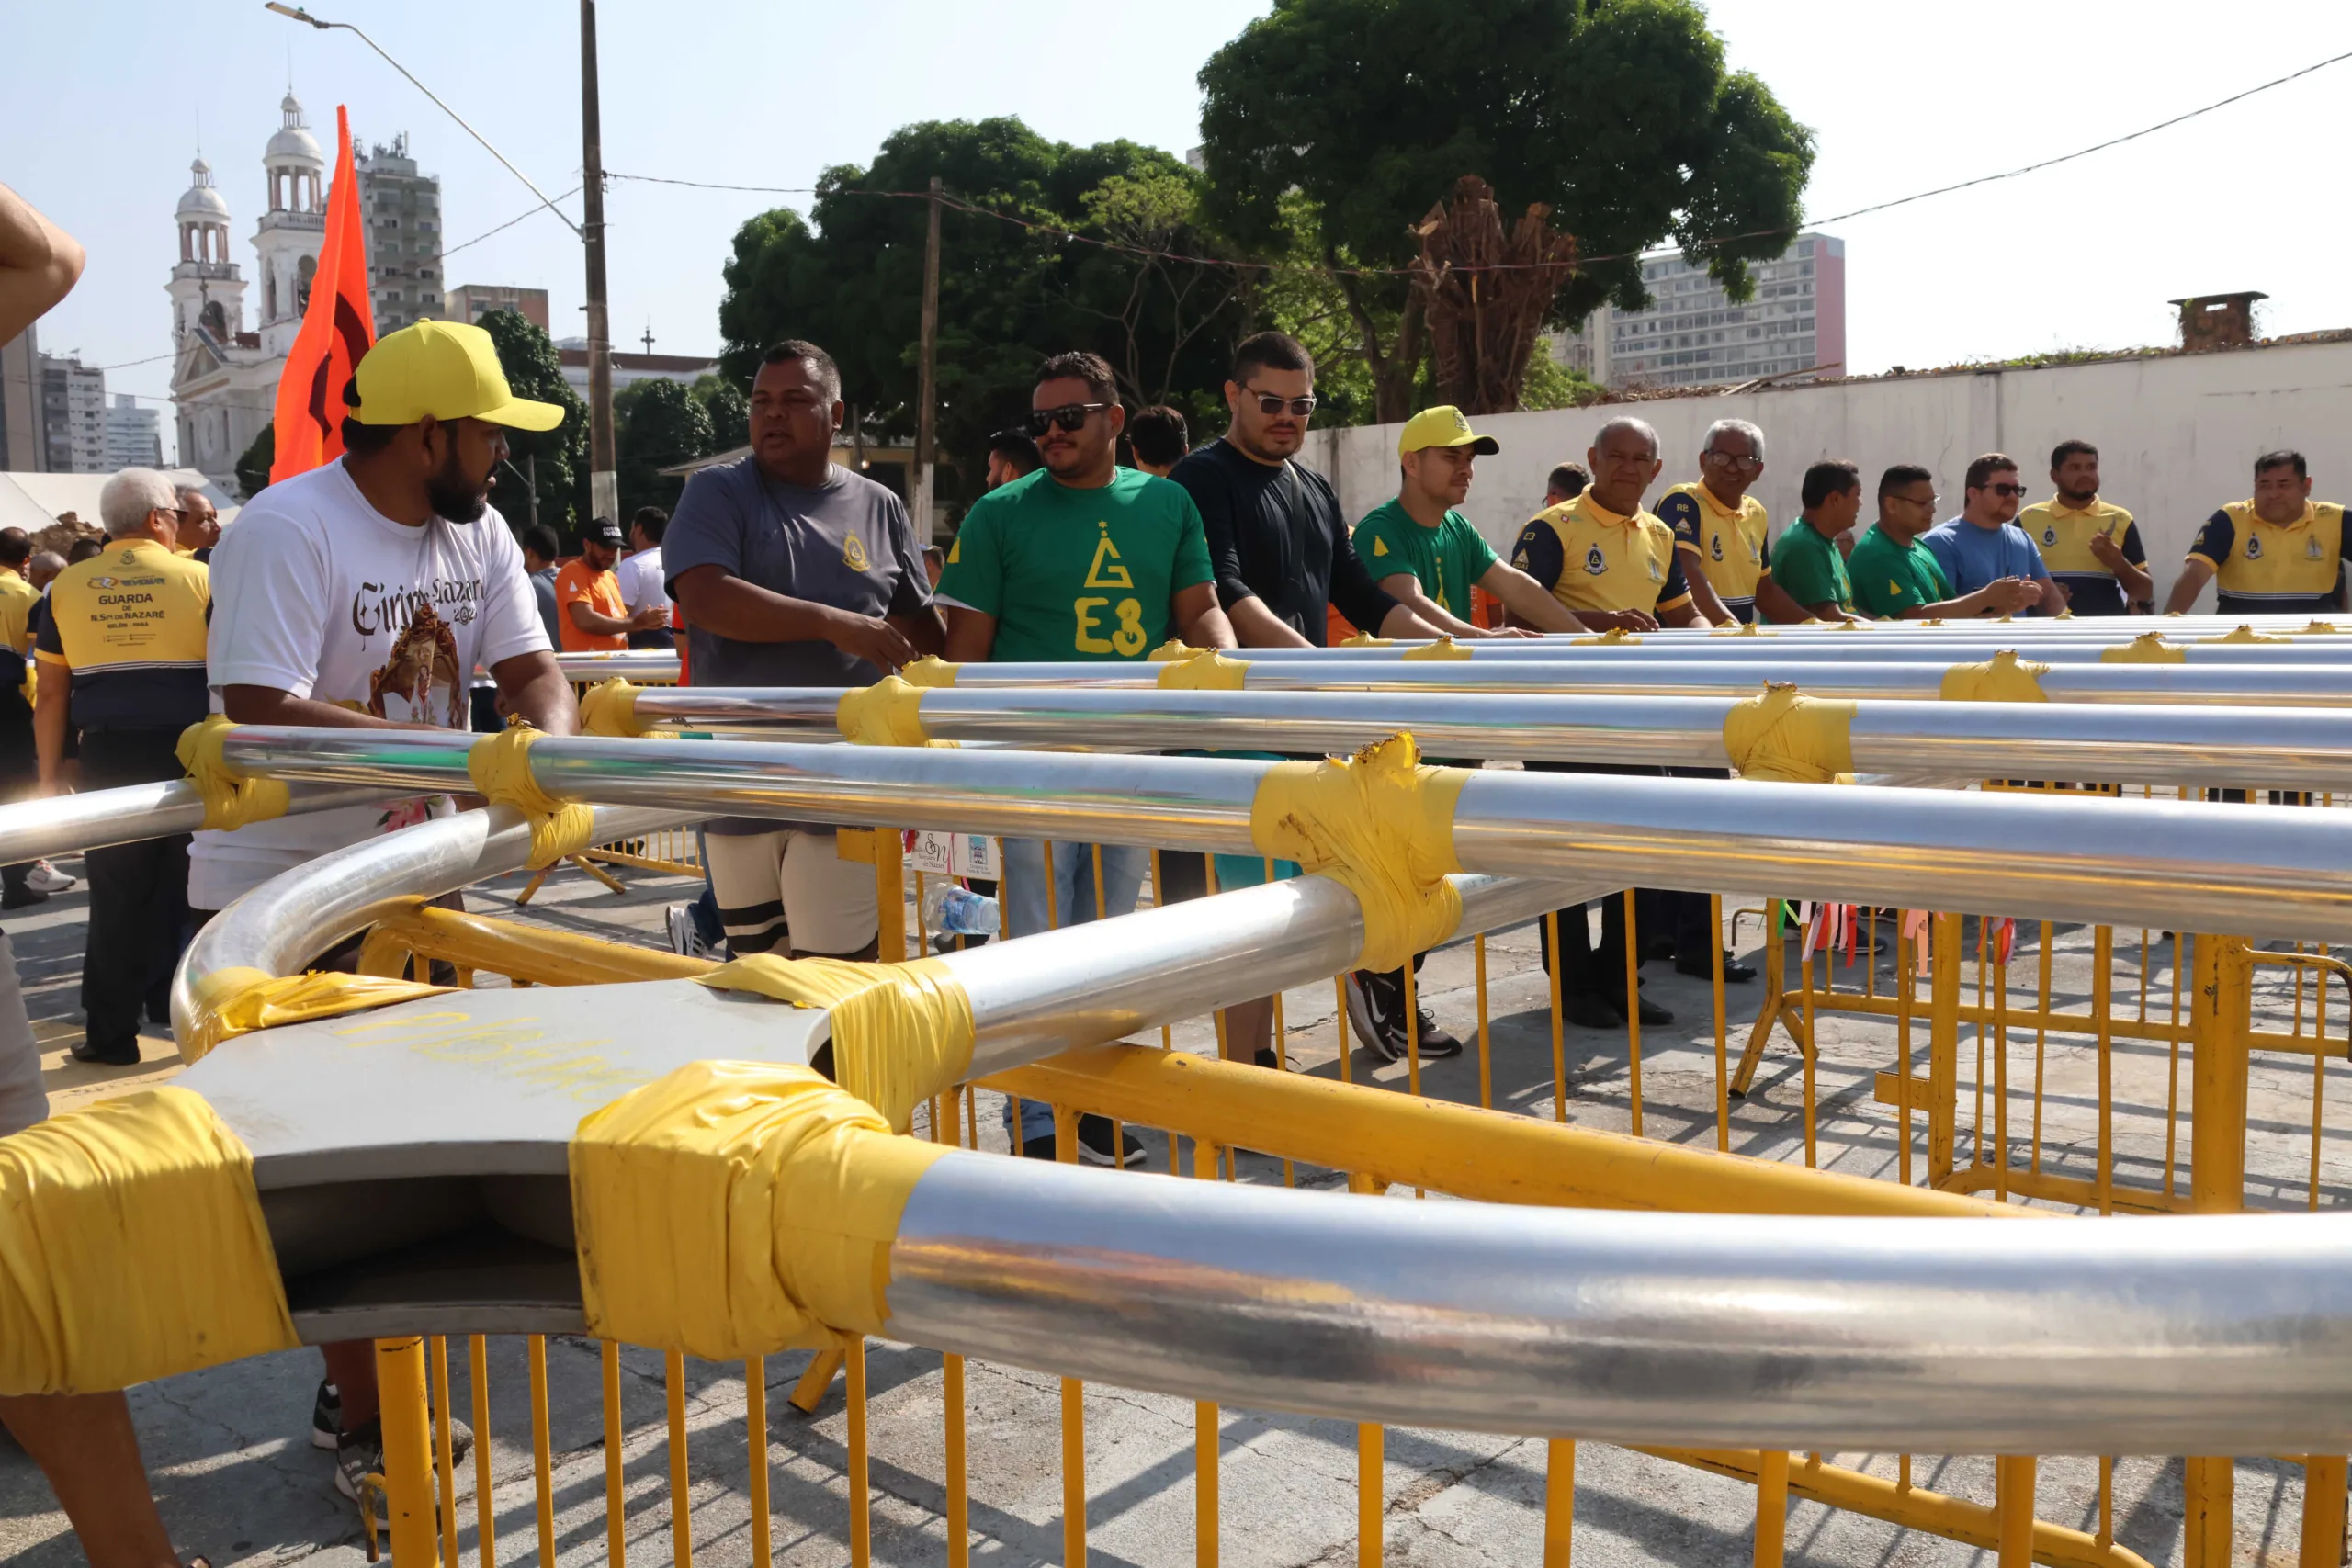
[190,457,550,910]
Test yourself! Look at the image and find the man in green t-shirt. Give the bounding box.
[1849,464,2041,619]
[1354,405,1587,637]
[939,350,1233,1166]
[1758,460,1862,622]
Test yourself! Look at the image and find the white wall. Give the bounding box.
[1298,338,2352,610]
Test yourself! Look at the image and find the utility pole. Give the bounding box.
[912,175,942,542]
[580,0,616,531]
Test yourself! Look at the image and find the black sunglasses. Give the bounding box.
[1984,482,2029,498]
[1025,402,1114,436]
[1243,387,1317,417]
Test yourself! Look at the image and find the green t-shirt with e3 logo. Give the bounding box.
[938,467,1215,662]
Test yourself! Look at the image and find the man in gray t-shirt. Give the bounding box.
[667,339,944,960]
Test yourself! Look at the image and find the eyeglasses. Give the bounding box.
[1890,493,1940,510]
[1025,402,1113,436]
[1984,482,2029,498]
[153,507,186,522]
[1242,386,1317,417]
[1703,449,1763,471]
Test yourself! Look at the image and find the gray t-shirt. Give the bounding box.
[663,457,933,834]
[530,564,562,650]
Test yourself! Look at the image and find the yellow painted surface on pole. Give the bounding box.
[2299,1456,2346,1568]
[1544,1439,1576,1568]
[469,1336,497,1568]
[1193,1134,1220,1568]
[377,1337,440,1568]
[945,1353,970,1568]
[1359,1425,1385,1568]
[429,1335,458,1568]
[2191,935,2252,1214]
[1623,889,1644,1137]
[528,1335,555,1568]
[1928,911,1963,1186]
[1996,1456,2035,1567]
[2182,1455,2233,1568]
[1057,1105,1088,1567]
[848,1336,873,1568]
[1754,1450,1788,1568]
[876,828,906,964]
[747,1358,773,1568]
[666,1349,695,1568]
[601,1338,626,1568]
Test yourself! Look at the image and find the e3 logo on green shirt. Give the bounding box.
[1075,525,1146,656]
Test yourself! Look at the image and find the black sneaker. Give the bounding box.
[1253,1046,1283,1070]
[1345,970,1464,1062]
[334,1414,473,1506]
[1075,1113,1145,1168]
[311,1380,341,1450]
[70,1037,143,1066]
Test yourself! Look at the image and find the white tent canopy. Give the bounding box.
[0,469,239,536]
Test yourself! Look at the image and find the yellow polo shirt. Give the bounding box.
[2018,495,2145,615]
[33,539,211,730]
[2188,500,2348,613]
[1657,480,1770,617]
[1510,491,1692,616]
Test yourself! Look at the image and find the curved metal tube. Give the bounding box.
[624,685,2352,789]
[168,802,695,1039]
[0,779,389,864]
[885,1157,2352,1453]
[549,649,682,683]
[209,727,2352,942]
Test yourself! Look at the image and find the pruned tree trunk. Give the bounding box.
[1409,175,1579,414]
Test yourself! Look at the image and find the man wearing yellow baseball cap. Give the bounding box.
[1353,404,1589,641]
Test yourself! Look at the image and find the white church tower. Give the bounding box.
[254,93,326,357]
[166,157,245,345]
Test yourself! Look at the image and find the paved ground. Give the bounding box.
[2,848,2342,1567]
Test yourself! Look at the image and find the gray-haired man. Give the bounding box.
[1657,417,1772,626]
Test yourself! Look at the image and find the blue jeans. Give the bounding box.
[998,840,1147,1143]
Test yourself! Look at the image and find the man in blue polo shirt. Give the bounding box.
[1920,453,2064,615]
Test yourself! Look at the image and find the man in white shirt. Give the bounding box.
[616,504,674,649]
[196,317,577,1509]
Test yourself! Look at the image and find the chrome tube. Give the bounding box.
[210,728,2352,942]
[0,780,387,864]
[622,686,2352,789]
[885,1158,2352,1452]
[1231,637,2352,666]
[167,801,694,1039]
[917,658,2352,706]
[551,649,680,683]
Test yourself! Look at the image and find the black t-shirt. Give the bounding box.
[1168,438,1397,643]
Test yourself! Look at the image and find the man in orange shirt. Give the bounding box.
[555,516,662,651]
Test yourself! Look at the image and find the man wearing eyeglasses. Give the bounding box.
[940,349,1234,1167]
[1920,454,2064,615]
[1659,418,1772,626]
[1849,465,2041,620]
[30,469,206,1064]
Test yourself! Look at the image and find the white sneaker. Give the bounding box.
[24,862,74,895]
[665,904,714,960]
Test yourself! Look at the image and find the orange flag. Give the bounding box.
[269,105,377,482]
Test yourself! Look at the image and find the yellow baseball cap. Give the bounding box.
[1398,404,1498,457]
[347,319,565,431]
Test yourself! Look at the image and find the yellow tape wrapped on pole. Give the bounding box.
[1338,631,1394,648]
[468,723,599,869]
[837,675,955,747]
[1157,649,1249,690]
[899,655,961,687]
[2202,624,2291,645]
[2099,633,2186,665]
[1569,628,1641,647]
[692,954,974,1134]
[1249,734,1467,975]
[579,676,648,737]
[176,715,290,830]
[570,1060,949,1360]
[1400,635,1474,660]
[1939,649,2049,704]
[1721,684,1856,784]
[0,1088,297,1394]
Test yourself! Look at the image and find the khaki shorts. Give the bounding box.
[704,829,879,960]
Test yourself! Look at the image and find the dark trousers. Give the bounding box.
[0,683,34,898]
[1526,761,1713,999]
[79,729,192,1053]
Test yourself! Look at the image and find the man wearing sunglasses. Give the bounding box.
[1920,454,2064,615]
[939,349,1234,1166]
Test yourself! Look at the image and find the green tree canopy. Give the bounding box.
[475,308,589,536]
[717,118,1251,512]
[691,373,749,452]
[615,378,715,523]
[1198,0,1814,420]
[234,424,274,500]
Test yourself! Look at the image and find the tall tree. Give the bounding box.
[691,373,749,452]
[475,307,589,535]
[1198,0,1814,421]
[614,378,715,521]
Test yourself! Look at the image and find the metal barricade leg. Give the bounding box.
[377,1336,440,1568]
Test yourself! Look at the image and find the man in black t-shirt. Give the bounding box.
[1167,333,1455,1069]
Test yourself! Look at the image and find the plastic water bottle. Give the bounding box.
[923,881,1001,938]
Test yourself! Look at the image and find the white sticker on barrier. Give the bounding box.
[905,829,954,876]
[951,834,1000,879]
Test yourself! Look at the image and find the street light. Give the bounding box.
[262,1,617,527]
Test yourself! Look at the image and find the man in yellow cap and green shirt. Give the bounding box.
[198,317,579,1508]
[1352,405,1588,637]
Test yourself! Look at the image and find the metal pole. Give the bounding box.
[913,175,942,542]
[579,0,617,529]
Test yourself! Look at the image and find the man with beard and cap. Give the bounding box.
[195,318,578,1509]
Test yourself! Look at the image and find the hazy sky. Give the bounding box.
[9,0,2350,465]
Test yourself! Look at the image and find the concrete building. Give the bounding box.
[0,325,41,473]
[103,394,163,469]
[446,284,549,333]
[40,355,106,474]
[556,342,717,395]
[1555,233,1846,391]
[168,96,326,491]
[356,134,444,332]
